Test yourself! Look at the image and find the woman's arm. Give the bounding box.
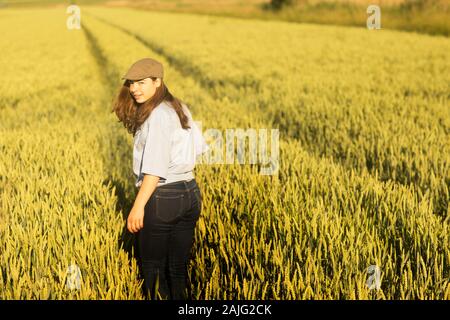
[128,174,160,233]
[134,174,160,209]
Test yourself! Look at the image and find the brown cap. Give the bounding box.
[122,58,164,80]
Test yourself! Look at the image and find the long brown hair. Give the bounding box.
[111,77,191,136]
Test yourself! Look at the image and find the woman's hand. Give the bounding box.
[127,205,145,233]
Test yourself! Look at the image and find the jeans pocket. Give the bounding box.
[155,193,185,223]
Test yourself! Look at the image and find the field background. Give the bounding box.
[0,1,449,299]
[2,0,450,36]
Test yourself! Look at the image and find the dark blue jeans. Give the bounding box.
[136,178,202,300]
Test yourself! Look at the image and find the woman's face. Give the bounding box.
[129,77,161,104]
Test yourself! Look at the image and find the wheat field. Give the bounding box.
[0,6,449,299]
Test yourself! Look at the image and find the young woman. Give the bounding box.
[112,58,209,300]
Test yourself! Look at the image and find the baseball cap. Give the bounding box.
[122,58,164,80]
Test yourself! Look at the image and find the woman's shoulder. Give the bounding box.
[140,104,167,130]
[155,101,177,116]
[149,102,173,118]
[158,100,193,120]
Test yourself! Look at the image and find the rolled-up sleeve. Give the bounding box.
[141,109,171,179]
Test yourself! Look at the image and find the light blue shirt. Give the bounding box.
[133,101,209,188]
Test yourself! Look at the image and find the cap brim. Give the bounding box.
[122,76,152,81]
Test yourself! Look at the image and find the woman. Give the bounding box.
[112,58,209,300]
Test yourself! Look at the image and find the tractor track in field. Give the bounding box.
[81,19,142,279]
[83,11,262,98]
